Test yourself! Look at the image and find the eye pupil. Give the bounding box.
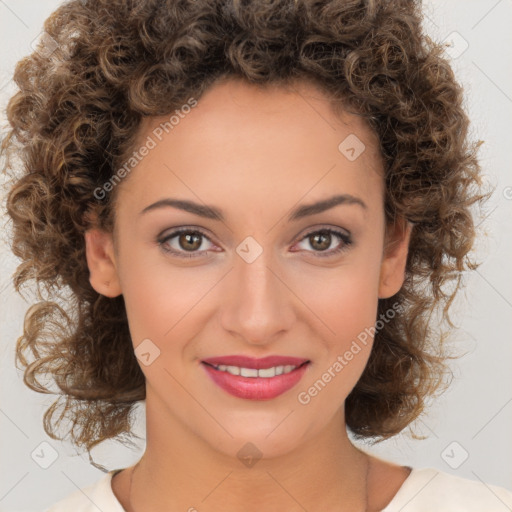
[180,232,202,251]
[310,231,331,251]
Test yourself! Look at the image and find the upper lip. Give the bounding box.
[201,355,310,370]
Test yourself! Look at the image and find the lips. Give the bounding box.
[200,355,311,400]
[201,355,310,370]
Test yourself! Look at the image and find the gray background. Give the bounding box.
[1,1,511,510]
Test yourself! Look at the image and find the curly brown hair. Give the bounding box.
[1,0,492,470]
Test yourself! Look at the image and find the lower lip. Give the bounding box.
[201,362,310,400]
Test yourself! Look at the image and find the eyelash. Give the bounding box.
[157,226,353,259]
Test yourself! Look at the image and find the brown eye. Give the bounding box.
[158,228,215,258]
[308,230,332,251]
[294,227,353,257]
[178,232,202,251]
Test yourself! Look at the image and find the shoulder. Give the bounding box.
[382,466,512,512]
[44,470,124,512]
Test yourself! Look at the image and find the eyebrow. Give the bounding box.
[139,193,367,222]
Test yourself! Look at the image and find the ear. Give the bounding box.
[378,217,413,299]
[84,228,122,298]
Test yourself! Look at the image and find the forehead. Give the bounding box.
[138,77,380,151]
[116,78,384,216]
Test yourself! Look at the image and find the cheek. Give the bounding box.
[307,272,378,386]
[294,250,382,340]
[295,262,382,413]
[115,246,192,343]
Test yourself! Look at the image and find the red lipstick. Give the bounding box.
[201,355,310,400]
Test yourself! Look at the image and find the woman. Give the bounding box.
[2,0,511,510]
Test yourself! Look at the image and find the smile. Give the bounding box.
[207,363,301,378]
[201,361,310,400]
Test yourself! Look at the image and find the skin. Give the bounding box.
[85,77,413,512]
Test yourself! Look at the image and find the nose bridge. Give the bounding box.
[239,247,276,301]
[221,237,292,343]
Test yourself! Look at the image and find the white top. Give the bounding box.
[45,466,512,512]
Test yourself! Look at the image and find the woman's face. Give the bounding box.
[86,78,411,460]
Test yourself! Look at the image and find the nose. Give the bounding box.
[219,244,295,346]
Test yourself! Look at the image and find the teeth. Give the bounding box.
[214,364,299,378]
[240,367,259,377]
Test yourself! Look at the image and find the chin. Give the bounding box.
[201,418,311,463]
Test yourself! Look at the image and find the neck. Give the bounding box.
[126,395,372,512]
